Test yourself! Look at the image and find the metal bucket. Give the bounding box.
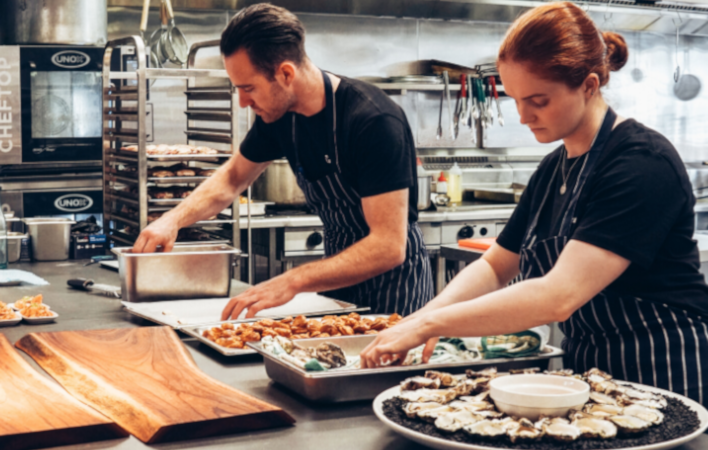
[252,159,307,207]
[417,175,432,210]
[6,232,27,263]
[23,218,75,261]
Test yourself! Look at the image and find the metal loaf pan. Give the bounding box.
[248,335,564,403]
[113,244,241,303]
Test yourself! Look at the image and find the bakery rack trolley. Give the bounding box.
[101,36,244,277]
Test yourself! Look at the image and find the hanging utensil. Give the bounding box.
[436,85,444,140]
[443,71,454,138]
[148,1,168,65]
[459,74,468,126]
[140,0,162,69]
[673,16,682,83]
[161,0,189,66]
[490,76,504,127]
[471,77,480,120]
[466,74,473,128]
[453,76,463,140]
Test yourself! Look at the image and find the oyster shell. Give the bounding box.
[571,417,618,439]
[449,400,495,413]
[609,415,652,434]
[458,392,490,403]
[508,418,543,443]
[589,391,619,406]
[435,410,484,432]
[418,405,455,422]
[400,376,441,391]
[616,394,667,410]
[622,405,664,425]
[402,402,445,418]
[425,370,459,387]
[475,409,506,419]
[509,367,541,375]
[545,368,574,377]
[463,418,515,438]
[584,403,624,417]
[398,388,458,404]
[590,380,624,396]
[466,367,497,379]
[542,421,581,442]
[622,387,658,401]
[454,379,477,396]
[314,342,347,368]
[584,368,613,382]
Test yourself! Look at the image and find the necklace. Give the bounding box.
[559,148,583,195]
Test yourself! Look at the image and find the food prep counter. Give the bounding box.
[2,261,705,450]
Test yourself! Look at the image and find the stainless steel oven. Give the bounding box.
[0,45,104,164]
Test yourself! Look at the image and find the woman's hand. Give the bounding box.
[359,314,438,368]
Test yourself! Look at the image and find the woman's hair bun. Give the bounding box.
[602,31,628,72]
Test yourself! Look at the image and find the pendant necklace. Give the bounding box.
[559,148,583,195]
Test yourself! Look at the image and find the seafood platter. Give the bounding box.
[247,334,563,403]
[373,367,708,450]
[0,295,58,326]
[183,312,400,356]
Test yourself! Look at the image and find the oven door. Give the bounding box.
[20,46,104,163]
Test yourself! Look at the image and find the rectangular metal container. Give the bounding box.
[23,218,75,261]
[6,232,28,263]
[112,244,241,303]
[249,335,564,403]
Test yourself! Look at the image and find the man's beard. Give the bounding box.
[258,81,295,123]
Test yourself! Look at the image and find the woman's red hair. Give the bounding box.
[498,2,628,88]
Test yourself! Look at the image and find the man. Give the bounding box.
[133,4,434,319]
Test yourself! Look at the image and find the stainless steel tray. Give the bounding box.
[248,335,564,403]
[122,293,369,329]
[112,244,240,302]
[182,314,387,357]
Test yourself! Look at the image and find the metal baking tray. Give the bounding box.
[112,244,240,302]
[122,293,369,329]
[248,335,564,403]
[182,314,387,357]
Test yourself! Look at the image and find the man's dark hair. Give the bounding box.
[221,4,307,80]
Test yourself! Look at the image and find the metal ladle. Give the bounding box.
[140,0,162,69]
[161,0,189,66]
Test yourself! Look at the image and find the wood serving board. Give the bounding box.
[16,327,295,444]
[0,334,126,450]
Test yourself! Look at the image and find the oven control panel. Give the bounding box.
[441,221,506,244]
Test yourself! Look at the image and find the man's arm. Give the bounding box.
[221,188,410,319]
[133,150,270,253]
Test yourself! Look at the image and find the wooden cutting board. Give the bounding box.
[16,327,295,444]
[0,334,126,450]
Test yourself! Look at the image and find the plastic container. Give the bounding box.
[434,172,450,207]
[448,162,463,204]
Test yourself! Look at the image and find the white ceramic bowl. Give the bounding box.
[490,374,590,421]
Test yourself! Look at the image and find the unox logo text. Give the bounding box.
[51,51,90,69]
[54,194,93,212]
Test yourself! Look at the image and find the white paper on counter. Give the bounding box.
[121,292,358,328]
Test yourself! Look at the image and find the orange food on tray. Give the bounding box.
[0,302,18,320]
[202,313,403,349]
[458,237,497,251]
[13,294,44,311]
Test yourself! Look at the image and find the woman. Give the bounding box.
[361,1,708,406]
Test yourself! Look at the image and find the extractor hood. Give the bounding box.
[106,0,708,36]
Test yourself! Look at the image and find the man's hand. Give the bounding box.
[221,274,299,320]
[132,216,179,253]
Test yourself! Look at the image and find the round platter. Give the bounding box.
[373,382,708,450]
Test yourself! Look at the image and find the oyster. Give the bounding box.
[622,405,664,425]
[542,420,582,442]
[589,391,619,406]
[571,417,618,439]
[459,392,490,403]
[435,410,483,432]
[545,368,574,377]
[398,388,458,404]
[584,368,613,382]
[609,415,652,434]
[402,402,445,418]
[584,403,624,417]
[314,342,347,368]
[454,379,477,396]
[509,367,541,375]
[616,394,667,410]
[449,400,495,413]
[463,418,515,438]
[418,406,455,422]
[622,387,658,401]
[425,370,458,387]
[466,367,497,379]
[508,418,543,443]
[590,380,624,396]
[475,409,505,419]
[400,376,441,391]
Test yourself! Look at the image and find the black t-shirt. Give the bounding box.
[240,75,418,222]
[497,119,708,317]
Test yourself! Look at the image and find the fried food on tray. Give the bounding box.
[202,313,403,349]
[14,295,44,311]
[121,144,222,156]
[20,304,54,318]
[0,302,18,320]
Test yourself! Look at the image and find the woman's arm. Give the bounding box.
[360,239,630,367]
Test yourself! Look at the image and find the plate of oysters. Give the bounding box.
[373,367,708,450]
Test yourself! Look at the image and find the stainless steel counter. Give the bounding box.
[1,261,705,450]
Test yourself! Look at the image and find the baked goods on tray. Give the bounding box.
[120,144,223,156]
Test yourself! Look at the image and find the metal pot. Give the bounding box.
[417,175,432,211]
[3,0,107,46]
[252,159,307,207]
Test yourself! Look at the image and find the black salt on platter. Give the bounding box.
[382,396,700,449]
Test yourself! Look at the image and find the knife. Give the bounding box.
[68,278,122,298]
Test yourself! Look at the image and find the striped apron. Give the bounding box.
[290,70,434,316]
[519,108,708,407]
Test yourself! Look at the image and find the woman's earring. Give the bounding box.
[591,90,595,96]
